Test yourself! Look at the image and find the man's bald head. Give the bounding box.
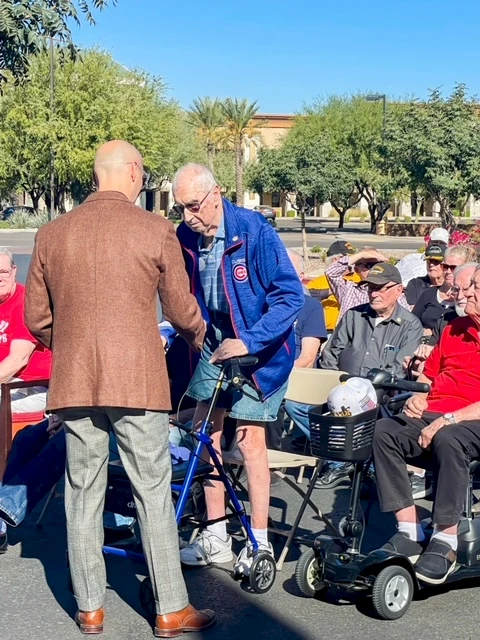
[93,140,145,203]
[287,249,305,279]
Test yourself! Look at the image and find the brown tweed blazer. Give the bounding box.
[25,191,205,412]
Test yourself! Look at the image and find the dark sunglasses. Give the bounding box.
[172,185,214,216]
[442,263,457,271]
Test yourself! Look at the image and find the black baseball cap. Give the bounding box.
[423,241,446,262]
[327,240,356,257]
[361,262,402,286]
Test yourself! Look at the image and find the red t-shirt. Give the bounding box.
[0,283,51,381]
[424,316,480,414]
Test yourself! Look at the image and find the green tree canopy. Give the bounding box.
[0,49,192,212]
[0,0,116,83]
[385,84,480,227]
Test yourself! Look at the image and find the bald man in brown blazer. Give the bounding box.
[25,140,215,637]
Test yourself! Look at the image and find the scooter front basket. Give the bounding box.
[308,407,379,462]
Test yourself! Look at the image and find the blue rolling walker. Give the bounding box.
[102,356,277,612]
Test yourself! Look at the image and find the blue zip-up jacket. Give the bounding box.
[177,199,304,399]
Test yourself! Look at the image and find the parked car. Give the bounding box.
[253,205,276,226]
[1,205,35,221]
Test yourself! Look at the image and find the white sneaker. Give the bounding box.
[180,530,233,566]
[234,541,274,577]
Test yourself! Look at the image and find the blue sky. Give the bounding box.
[73,0,480,114]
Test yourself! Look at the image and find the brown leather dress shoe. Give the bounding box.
[155,604,216,638]
[74,608,105,635]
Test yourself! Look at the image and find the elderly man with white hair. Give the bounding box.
[173,163,304,569]
[373,262,480,585]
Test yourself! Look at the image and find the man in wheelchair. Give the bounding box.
[373,264,480,585]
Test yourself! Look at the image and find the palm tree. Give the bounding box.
[220,98,260,207]
[187,97,224,171]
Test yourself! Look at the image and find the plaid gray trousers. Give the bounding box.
[59,407,189,615]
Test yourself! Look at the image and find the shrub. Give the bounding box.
[310,245,325,254]
[8,210,48,229]
[0,221,10,229]
[328,209,340,218]
[286,210,296,218]
[388,256,399,265]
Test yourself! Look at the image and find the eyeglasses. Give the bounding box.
[442,263,458,271]
[452,284,473,295]
[361,282,398,293]
[0,269,14,279]
[172,185,215,217]
[356,262,378,270]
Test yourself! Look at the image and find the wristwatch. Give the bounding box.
[444,413,457,424]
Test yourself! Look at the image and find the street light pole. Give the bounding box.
[366,93,387,139]
[49,37,55,221]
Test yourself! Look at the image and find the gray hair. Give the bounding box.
[0,248,14,267]
[445,244,478,264]
[454,261,478,277]
[172,163,217,195]
[287,248,305,274]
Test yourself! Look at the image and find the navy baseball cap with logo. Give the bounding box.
[361,262,402,286]
[327,240,356,257]
[423,241,446,262]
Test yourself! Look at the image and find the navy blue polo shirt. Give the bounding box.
[295,295,328,359]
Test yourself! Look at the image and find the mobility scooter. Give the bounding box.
[294,369,480,620]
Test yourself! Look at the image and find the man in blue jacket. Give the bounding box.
[174,163,304,569]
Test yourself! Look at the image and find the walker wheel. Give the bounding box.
[247,552,276,594]
[372,565,413,620]
[139,577,156,616]
[295,548,326,598]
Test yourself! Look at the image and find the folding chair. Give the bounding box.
[0,379,49,478]
[223,368,347,570]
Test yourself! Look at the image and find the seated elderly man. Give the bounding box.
[307,240,360,332]
[404,262,478,376]
[326,247,410,319]
[0,248,51,412]
[373,263,480,585]
[286,262,423,487]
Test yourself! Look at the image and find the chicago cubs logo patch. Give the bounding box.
[233,264,248,282]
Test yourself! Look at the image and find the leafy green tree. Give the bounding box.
[302,95,407,231]
[385,84,480,228]
[0,0,116,83]
[220,98,260,207]
[247,134,339,258]
[187,97,224,170]
[0,50,189,212]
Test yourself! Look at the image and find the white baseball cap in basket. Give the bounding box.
[327,378,378,417]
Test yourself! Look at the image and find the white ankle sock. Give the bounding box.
[206,522,228,541]
[0,518,6,535]
[432,527,458,551]
[398,521,425,542]
[251,527,269,547]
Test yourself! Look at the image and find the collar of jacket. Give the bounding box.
[85,191,130,203]
[360,303,404,325]
[177,198,245,253]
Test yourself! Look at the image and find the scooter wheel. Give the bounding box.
[295,548,325,598]
[372,565,413,620]
[247,552,276,594]
[139,577,156,616]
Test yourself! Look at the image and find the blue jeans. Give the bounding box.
[0,421,134,529]
[0,420,65,527]
[284,400,343,470]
